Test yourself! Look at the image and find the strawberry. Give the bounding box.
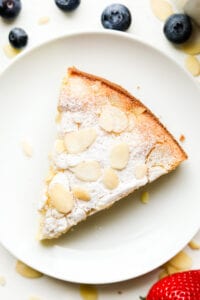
[141,270,200,300]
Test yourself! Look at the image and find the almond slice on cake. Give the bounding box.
[38,67,187,240]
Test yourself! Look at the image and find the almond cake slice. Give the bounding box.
[38,67,187,240]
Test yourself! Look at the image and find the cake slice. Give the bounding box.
[38,67,187,240]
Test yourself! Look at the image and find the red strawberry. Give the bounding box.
[142,270,200,300]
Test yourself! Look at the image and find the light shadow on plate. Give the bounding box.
[42,167,182,248]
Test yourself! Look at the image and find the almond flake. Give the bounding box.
[0,276,6,286]
[140,191,149,204]
[45,169,56,183]
[38,16,50,25]
[72,161,101,182]
[99,105,128,133]
[158,269,168,279]
[21,140,33,158]
[80,284,98,300]
[64,128,97,154]
[102,168,119,190]
[185,55,200,76]
[134,164,148,179]
[165,264,179,275]
[168,251,192,270]
[55,112,62,123]
[49,183,74,214]
[110,143,129,170]
[188,240,200,250]
[150,0,173,21]
[72,187,91,201]
[15,260,43,279]
[3,44,21,58]
[55,139,66,153]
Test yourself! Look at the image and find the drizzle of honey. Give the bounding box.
[80,285,98,300]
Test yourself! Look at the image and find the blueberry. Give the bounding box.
[0,0,21,19]
[101,3,131,31]
[55,0,80,11]
[164,14,192,44]
[9,28,28,49]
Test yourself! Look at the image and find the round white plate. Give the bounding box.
[0,31,200,284]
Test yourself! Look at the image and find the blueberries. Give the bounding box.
[55,0,80,11]
[101,4,131,31]
[0,0,21,19]
[164,14,192,44]
[9,28,28,49]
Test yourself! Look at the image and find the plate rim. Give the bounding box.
[0,30,200,284]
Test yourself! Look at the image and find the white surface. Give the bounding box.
[1,31,200,284]
[0,0,199,299]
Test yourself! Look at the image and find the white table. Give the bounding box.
[0,0,199,299]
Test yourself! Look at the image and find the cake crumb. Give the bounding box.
[140,191,149,204]
[3,44,21,58]
[80,284,98,300]
[117,291,122,295]
[179,134,185,142]
[136,85,141,90]
[188,240,200,250]
[21,140,33,158]
[0,276,6,286]
[38,16,50,25]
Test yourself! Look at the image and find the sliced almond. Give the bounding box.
[38,16,50,25]
[134,164,148,179]
[80,284,98,300]
[49,183,74,214]
[140,191,149,204]
[21,140,33,158]
[15,260,43,279]
[134,106,146,116]
[99,105,128,133]
[158,269,168,280]
[45,169,56,183]
[168,251,192,270]
[64,128,97,154]
[165,264,179,275]
[188,240,200,250]
[3,44,21,58]
[55,139,66,154]
[110,143,129,170]
[72,186,91,201]
[55,112,62,123]
[102,168,119,190]
[185,55,200,76]
[72,161,101,182]
[150,0,173,21]
[0,276,6,286]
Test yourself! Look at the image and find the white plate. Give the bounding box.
[0,31,200,284]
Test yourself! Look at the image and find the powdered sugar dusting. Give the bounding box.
[39,73,177,239]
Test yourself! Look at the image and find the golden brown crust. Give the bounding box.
[67,67,187,162]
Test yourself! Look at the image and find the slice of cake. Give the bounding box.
[38,67,187,240]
